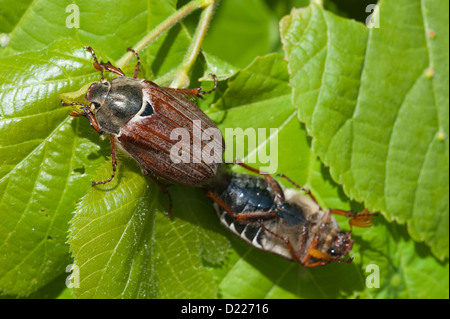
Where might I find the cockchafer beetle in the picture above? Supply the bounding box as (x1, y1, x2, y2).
(62, 47, 226, 213)
(206, 163, 376, 267)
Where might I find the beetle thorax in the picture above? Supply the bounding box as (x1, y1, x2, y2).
(86, 77, 145, 135)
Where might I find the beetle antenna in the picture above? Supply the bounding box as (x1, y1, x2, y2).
(84, 46, 105, 82)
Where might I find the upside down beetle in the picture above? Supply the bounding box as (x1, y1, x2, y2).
(206, 162, 377, 267)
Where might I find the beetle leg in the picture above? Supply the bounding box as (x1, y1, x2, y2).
(97, 61, 126, 77)
(197, 73, 218, 98)
(84, 46, 125, 79)
(84, 46, 105, 81)
(206, 191, 238, 219)
(83, 108, 102, 134)
(297, 227, 307, 262)
(235, 211, 278, 221)
(330, 208, 377, 231)
(206, 191, 279, 221)
(299, 237, 333, 267)
(127, 48, 140, 79)
(92, 134, 117, 186)
(276, 173, 319, 206)
(163, 74, 218, 99)
(337, 256, 354, 264)
(300, 236, 317, 265)
(258, 221, 300, 263)
(302, 259, 329, 268)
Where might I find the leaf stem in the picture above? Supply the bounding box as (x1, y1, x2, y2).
(116, 0, 214, 68)
(170, 1, 218, 88)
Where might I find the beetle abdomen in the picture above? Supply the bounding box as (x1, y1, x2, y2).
(216, 173, 279, 214)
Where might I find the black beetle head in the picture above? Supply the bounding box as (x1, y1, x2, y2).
(85, 82, 110, 109)
(328, 232, 353, 259)
(84, 78, 145, 135)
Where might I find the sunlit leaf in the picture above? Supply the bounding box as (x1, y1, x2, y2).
(280, 0, 449, 260)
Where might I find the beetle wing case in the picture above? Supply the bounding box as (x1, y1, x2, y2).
(118, 80, 225, 187)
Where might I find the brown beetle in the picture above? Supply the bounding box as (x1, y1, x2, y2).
(207, 163, 376, 267)
(62, 47, 225, 212)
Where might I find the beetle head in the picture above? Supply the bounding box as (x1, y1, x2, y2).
(83, 78, 144, 135)
(328, 232, 353, 260)
(85, 81, 110, 110)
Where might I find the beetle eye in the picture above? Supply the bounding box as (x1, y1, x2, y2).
(140, 101, 154, 117)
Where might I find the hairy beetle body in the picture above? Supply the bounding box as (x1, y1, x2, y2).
(86, 77, 144, 135)
(62, 47, 224, 191)
(116, 80, 224, 186)
(206, 164, 376, 267)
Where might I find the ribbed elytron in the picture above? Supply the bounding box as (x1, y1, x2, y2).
(206, 163, 376, 267)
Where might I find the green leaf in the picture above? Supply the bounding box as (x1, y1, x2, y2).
(280, 0, 449, 260)
(201, 0, 278, 68)
(62, 72, 230, 298)
(0, 0, 196, 82)
(1, 0, 447, 299)
(200, 51, 239, 82)
(359, 219, 449, 299)
(1, 0, 167, 58)
(0, 0, 227, 296)
(0, 40, 105, 296)
(0, 0, 33, 33)
(68, 157, 229, 298)
(207, 53, 366, 298)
